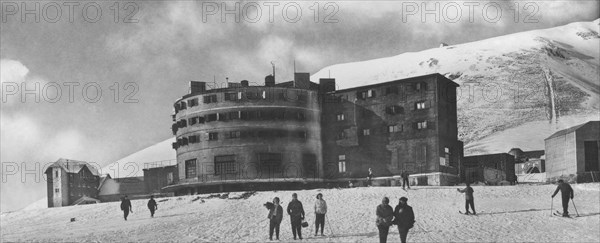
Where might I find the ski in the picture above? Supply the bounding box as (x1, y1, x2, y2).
(459, 210, 481, 215)
(553, 211, 574, 218)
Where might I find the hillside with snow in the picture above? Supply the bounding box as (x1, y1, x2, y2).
(2, 184, 599, 242)
(312, 19, 600, 155)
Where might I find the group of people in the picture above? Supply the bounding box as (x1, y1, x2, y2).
(365, 168, 411, 190)
(265, 192, 328, 241)
(119, 195, 158, 220)
(115, 179, 575, 242)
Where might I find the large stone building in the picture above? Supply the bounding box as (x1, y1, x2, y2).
(545, 121, 600, 182)
(166, 72, 463, 194)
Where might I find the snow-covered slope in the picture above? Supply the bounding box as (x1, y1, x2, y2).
(2, 184, 599, 242)
(100, 138, 176, 178)
(312, 19, 600, 155)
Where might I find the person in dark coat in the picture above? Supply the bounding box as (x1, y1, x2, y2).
(458, 183, 475, 215)
(147, 195, 158, 218)
(120, 195, 133, 220)
(287, 193, 305, 240)
(268, 197, 284, 240)
(393, 197, 415, 243)
(375, 197, 394, 243)
(552, 179, 574, 217)
(401, 171, 411, 190)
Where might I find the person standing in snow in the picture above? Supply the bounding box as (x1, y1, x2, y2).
(375, 197, 394, 243)
(393, 197, 415, 243)
(287, 193, 305, 240)
(268, 197, 283, 241)
(147, 195, 157, 218)
(314, 193, 327, 236)
(457, 183, 476, 215)
(401, 171, 411, 190)
(367, 168, 374, 186)
(120, 195, 133, 220)
(551, 179, 574, 217)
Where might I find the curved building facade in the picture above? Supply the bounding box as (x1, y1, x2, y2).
(169, 77, 323, 194)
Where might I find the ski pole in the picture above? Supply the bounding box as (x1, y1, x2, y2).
(571, 198, 580, 217)
(550, 197, 553, 217)
(325, 214, 335, 236)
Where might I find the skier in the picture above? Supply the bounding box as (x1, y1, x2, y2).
(457, 183, 476, 215)
(401, 171, 411, 190)
(367, 168, 374, 186)
(287, 193, 305, 240)
(268, 197, 283, 241)
(551, 179, 574, 217)
(393, 197, 415, 243)
(375, 197, 394, 243)
(147, 195, 157, 218)
(120, 195, 133, 220)
(314, 193, 327, 236)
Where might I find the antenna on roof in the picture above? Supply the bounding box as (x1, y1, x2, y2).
(213, 75, 216, 89)
(226, 77, 229, 85)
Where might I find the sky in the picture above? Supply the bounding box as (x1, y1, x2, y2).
(1, 0, 598, 212)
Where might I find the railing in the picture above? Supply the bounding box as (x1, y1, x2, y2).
(143, 160, 177, 170)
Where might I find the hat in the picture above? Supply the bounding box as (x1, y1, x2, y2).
(399, 197, 408, 202)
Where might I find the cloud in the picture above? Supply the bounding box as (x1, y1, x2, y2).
(0, 59, 29, 84)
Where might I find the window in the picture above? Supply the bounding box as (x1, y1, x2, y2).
(416, 101, 426, 110)
(55, 171, 58, 178)
(367, 89, 375, 98)
(167, 172, 174, 184)
(218, 113, 228, 121)
(302, 153, 317, 177)
(197, 116, 205, 124)
(180, 102, 187, 110)
(417, 121, 428, 130)
(297, 111, 306, 121)
(416, 145, 427, 163)
(224, 92, 238, 101)
(189, 117, 198, 125)
(273, 109, 285, 120)
(208, 132, 218, 141)
(188, 98, 198, 107)
(336, 114, 345, 121)
(388, 124, 402, 133)
(357, 91, 367, 99)
(261, 90, 267, 99)
(206, 113, 218, 122)
(215, 155, 236, 175)
(185, 159, 197, 179)
(297, 131, 307, 139)
(189, 135, 198, 143)
(362, 129, 370, 136)
(386, 105, 403, 115)
(178, 119, 187, 128)
(228, 131, 241, 139)
(338, 155, 346, 173)
(203, 95, 217, 104)
(229, 111, 240, 120)
(385, 86, 398, 95)
(414, 82, 427, 91)
(297, 93, 307, 103)
(337, 130, 347, 140)
(259, 153, 283, 175)
(55, 188, 59, 193)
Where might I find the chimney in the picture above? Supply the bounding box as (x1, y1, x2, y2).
(241, 80, 249, 87)
(319, 78, 336, 93)
(190, 81, 206, 94)
(294, 72, 310, 89)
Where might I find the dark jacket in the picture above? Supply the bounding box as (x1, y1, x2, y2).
(552, 183, 574, 199)
(287, 199, 305, 220)
(393, 204, 415, 229)
(120, 199, 131, 211)
(268, 205, 284, 223)
(375, 204, 394, 227)
(401, 171, 409, 178)
(147, 199, 157, 210)
(458, 186, 474, 200)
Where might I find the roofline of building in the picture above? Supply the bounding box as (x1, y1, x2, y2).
(332, 73, 459, 94)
